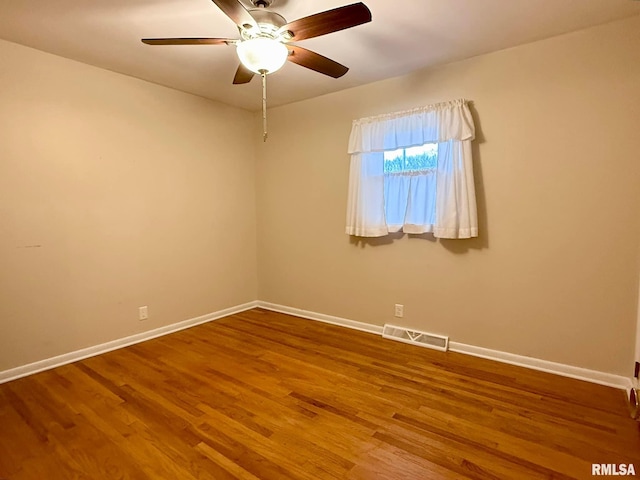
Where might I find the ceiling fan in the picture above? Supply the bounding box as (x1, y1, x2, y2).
(142, 0, 372, 140)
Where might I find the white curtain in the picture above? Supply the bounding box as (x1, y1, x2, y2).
(345, 99, 478, 239)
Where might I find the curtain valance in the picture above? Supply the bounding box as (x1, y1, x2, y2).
(347, 99, 475, 154)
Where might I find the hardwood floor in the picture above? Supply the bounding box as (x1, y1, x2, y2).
(1, 308, 638, 479)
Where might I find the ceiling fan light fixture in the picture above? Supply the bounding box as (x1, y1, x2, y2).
(237, 38, 288, 74)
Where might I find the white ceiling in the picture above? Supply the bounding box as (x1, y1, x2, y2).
(1, 0, 638, 111)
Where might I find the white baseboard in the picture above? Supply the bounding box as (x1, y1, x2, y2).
(448, 342, 630, 391)
(258, 301, 631, 391)
(0, 301, 259, 384)
(1, 300, 632, 392)
(258, 301, 383, 335)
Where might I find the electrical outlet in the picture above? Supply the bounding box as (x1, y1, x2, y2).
(139, 306, 148, 321)
(394, 304, 404, 318)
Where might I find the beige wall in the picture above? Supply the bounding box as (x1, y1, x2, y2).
(256, 16, 640, 376)
(2, 16, 639, 378)
(0, 40, 258, 371)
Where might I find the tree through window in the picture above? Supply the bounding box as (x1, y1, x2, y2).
(383, 143, 438, 174)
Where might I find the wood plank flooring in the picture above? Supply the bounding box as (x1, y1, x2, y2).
(1, 308, 638, 479)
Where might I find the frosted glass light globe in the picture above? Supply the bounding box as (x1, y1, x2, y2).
(237, 38, 288, 74)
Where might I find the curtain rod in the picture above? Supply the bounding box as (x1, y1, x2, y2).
(352, 99, 471, 125)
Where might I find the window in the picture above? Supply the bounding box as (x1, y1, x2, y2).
(383, 143, 438, 231)
(345, 99, 478, 239)
(383, 143, 438, 175)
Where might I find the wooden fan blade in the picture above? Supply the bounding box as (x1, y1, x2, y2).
(278, 2, 371, 41)
(233, 64, 255, 84)
(286, 45, 348, 78)
(142, 38, 232, 45)
(210, 0, 258, 29)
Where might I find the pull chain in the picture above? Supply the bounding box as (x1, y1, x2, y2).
(261, 71, 268, 142)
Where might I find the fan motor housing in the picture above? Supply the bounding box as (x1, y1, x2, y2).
(251, 0, 274, 8)
(248, 9, 286, 28)
(242, 8, 287, 40)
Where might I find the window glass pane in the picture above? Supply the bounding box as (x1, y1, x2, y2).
(383, 143, 437, 174)
(405, 143, 437, 171)
(383, 148, 404, 174)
